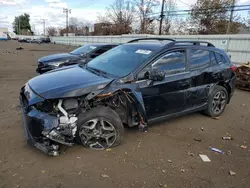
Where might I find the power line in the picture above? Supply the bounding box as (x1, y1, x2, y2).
(132, 5, 250, 21)
(133, 4, 250, 19)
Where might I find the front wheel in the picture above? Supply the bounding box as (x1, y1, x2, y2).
(205, 85, 228, 117)
(75, 106, 124, 150)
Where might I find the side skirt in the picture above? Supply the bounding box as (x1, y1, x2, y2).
(148, 103, 207, 125)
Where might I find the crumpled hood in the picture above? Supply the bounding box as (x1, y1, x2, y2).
(38, 53, 80, 63)
(28, 65, 113, 99)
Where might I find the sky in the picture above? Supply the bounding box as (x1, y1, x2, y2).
(0, 0, 250, 34)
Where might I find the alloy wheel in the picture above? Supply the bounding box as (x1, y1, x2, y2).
(79, 119, 117, 150)
(212, 91, 227, 115)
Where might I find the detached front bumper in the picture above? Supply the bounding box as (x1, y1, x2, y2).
(19, 85, 62, 156)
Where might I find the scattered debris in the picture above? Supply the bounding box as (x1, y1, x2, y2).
(200, 127, 204, 131)
(161, 169, 166, 173)
(212, 117, 220, 120)
(194, 137, 202, 142)
(188, 151, 194, 157)
(227, 150, 232, 155)
(101, 174, 109, 178)
(167, 160, 172, 163)
(209, 147, 225, 154)
(139, 123, 148, 132)
(159, 184, 167, 188)
(199, 154, 211, 162)
(16, 47, 24, 50)
(106, 148, 112, 152)
(240, 145, 247, 149)
(222, 136, 233, 140)
(229, 170, 236, 176)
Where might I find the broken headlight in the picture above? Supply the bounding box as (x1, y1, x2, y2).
(35, 100, 57, 114)
(48, 61, 65, 67)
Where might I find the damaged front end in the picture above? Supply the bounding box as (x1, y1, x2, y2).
(20, 84, 80, 156)
(20, 79, 148, 156)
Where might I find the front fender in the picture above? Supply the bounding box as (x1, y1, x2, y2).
(93, 82, 148, 123)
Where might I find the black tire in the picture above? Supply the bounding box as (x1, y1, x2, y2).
(75, 106, 124, 150)
(204, 85, 228, 117)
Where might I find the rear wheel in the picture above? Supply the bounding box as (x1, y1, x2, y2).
(76, 106, 124, 150)
(205, 85, 228, 117)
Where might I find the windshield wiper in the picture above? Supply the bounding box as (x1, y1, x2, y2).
(86, 65, 108, 78)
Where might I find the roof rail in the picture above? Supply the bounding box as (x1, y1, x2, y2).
(127, 37, 175, 43)
(168, 41, 215, 47)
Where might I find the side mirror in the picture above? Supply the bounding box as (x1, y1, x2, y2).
(145, 69, 165, 81)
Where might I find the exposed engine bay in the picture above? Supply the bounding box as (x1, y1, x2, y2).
(20, 85, 147, 156)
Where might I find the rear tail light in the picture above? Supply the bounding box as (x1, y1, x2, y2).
(230, 65, 237, 72)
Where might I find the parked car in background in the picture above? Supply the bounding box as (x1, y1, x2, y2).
(41, 37, 51, 43)
(36, 43, 118, 74)
(20, 38, 236, 156)
(30, 38, 42, 43)
(18, 38, 29, 43)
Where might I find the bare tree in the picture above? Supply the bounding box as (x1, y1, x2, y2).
(170, 17, 197, 35)
(162, 0, 176, 34)
(57, 17, 90, 36)
(132, 0, 159, 34)
(191, 0, 241, 34)
(98, 0, 134, 34)
(46, 27, 57, 36)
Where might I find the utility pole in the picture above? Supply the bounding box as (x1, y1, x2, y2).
(159, 0, 165, 35)
(18, 18, 21, 35)
(226, 0, 236, 34)
(63, 8, 71, 36)
(41, 19, 46, 36)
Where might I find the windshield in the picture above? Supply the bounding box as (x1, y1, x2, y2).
(70, 44, 98, 55)
(86, 45, 156, 77)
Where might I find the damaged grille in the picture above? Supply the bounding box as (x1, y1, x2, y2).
(35, 100, 56, 114)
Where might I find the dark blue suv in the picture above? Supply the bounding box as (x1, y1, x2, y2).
(20, 38, 236, 156)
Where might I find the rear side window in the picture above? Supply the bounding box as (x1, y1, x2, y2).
(215, 53, 228, 65)
(189, 49, 210, 69)
(152, 50, 186, 74)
